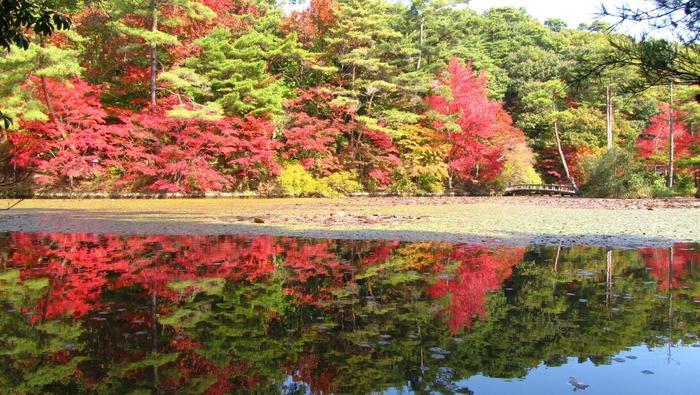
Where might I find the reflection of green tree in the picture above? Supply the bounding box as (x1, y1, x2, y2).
(0, 269, 85, 393)
(163, 275, 305, 392)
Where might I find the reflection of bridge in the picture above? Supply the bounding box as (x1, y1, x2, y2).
(504, 184, 579, 196)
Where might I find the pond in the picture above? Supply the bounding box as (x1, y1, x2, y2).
(0, 232, 698, 394)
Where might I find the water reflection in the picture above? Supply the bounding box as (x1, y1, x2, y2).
(0, 233, 698, 394)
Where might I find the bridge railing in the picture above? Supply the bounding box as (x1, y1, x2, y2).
(504, 184, 579, 195)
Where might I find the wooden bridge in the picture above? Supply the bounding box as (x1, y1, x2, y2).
(503, 184, 579, 196)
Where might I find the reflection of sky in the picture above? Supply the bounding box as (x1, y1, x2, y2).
(384, 344, 700, 395)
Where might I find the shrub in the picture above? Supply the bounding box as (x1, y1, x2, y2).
(279, 163, 327, 197)
(581, 148, 652, 198)
(279, 163, 366, 197)
(491, 160, 542, 192)
(652, 173, 697, 197)
(321, 171, 363, 195)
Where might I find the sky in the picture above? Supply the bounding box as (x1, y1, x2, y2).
(283, 0, 653, 35)
(467, 0, 648, 30)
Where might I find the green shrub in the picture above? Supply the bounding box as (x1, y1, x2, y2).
(652, 176, 672, 197)
(279, 163, 327, 196)
(321, 171, 363, 195)
(652, 173, 697, 197)
(279, 164, 363, 197)
(389, 175, 419, 195)
(491, 160, 542, 192)
(581, 148, 652, 198)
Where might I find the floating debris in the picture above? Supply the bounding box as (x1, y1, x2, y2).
(379, 334, 392, 339)
(613, 357, 626, 363)
(568, 377, 589, 391)
(641, 370, 654, 375)
(452, 338, 464, 344)
(579, 299, 588, 304)
(358, 343, 373, 349)
(626, 355, 637, 360)
(438, 366, 454, 375)
(429, 347, 450, 355)
(430, 353, 446, 360)
(377, 340, 391, 346)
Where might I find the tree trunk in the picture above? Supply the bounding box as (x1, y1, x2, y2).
(150, 0, 158, 107)
(606, 85, 614, 150)
(38, 37, 67, 138)
(417, 14, 425, 70)
(553, 242, 561, 272)
(552, 104, 578, 192)
(151, 289, 160, 393)
(668, 82, 675, 189)
(606, 249, 613, 307)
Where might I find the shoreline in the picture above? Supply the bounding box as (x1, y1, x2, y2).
(0, 196, 697, 248)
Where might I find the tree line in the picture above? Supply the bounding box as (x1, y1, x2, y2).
(0, 0, 698, 197)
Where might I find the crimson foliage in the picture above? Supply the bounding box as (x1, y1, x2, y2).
(10, 79, 279, 192)
(427, 58, 519, 183)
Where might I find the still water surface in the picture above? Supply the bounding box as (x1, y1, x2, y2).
(0, 232, 698, 394)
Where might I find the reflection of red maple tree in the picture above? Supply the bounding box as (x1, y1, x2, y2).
(428, 246, 525, 334)
(640, 244, 700, 291)
(6, 233, 290, 322)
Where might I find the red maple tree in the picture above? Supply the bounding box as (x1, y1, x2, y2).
(427, 58, 517, 184)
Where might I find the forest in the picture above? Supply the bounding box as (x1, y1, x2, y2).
(1, 0, 699, 197)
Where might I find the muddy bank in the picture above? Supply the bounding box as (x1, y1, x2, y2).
(0, 197, 697, 248)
